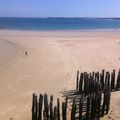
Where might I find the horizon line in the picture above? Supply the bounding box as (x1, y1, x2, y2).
(0, 17, 120, 19)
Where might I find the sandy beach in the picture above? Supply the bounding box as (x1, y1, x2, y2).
(0, 30, 120, 120)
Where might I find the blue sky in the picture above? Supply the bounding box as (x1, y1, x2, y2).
(0, 0, 120, 18)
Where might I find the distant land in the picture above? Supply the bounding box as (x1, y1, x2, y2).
(0, 17, 120, 19)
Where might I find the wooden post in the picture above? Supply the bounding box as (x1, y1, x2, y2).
(65, 96, 68, 109)
(89, 73, 92, 93)
(57, 98, 60, 120)
(79, 97, 83, 120)
(105, 72, 110, 89)
(95, 72, 99, 83)
(64, 97, 68, 120)
(108, 72, 110, 88)
(50, 95, 54, 120)
(79, 73, 83, 93)
(111, 70, 115, 91)
(76, 71, 79, 90)
(86, 73, 89, 95)
(32, 93, 36, 120)
(101, 91, 106, 117)
(62, 102, 66, 120)
(97, 72, 100, 83)
(116, 69, 120, 90)
(90, 94, 96, 120)
(106, 90, 111, 114)
(35, 95, 38, 120)
(43, 110, 47, 120)
(44, 94, 49, 120)
(105, 72, 108, 85)
(97, 92, 102, 120)
(71, 99, 76, 120)
(38, 94, 43, 120)
(91, 79, 94, 93)
(54, 106, 57, 120)
(86, 95, 90, 119)
(84, 72, 88, 95)
(92, 71, 95, 80)
(100, 69, 105, 90)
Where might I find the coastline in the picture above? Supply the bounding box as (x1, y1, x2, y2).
(1, 28, 120, 32)
(1, 29, 120, 37)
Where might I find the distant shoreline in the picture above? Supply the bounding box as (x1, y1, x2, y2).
(0, 28, 120, 33)
(0, 17, 120, 19)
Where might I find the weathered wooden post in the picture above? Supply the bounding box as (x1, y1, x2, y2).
(86, 73, 89, 95)
(86, 95, 91, 119)
(94, 91, 102, 120)
(105, 72, 110, 90)
(93, 79, 96, 92)
(76, 70, 79, 90)
(57, 98, 60, 120)
(62, 102, 66, 120)
(43, 110, 47, 120)
(91, 79, 94, 93)
(35, 95, 38, 120)
(65, 96, 68, 108)
(62, 97, 68, 120)
(32, 94, 38, 120)
(79, 73, 83, 93)
(116, 69, 120, 90)
(97, 72, 100, 83)
(32, 93, 34, 120)
(90, 94, 96, 120)
(95, 72, 99, 83)
(111, 69, 115, 91)
(92, 71, 95, 80)
(100, 69, 105, 90)
(38, 94, 43, 120)
(50, 95, 54, 120)
(84, 72, 88, 95)
(44, 94, 49, 120)
(106, 90, 111, 114)
(65, 97, 68, 120)
(97, 92, 102, 120)
(32, 93, 36, 120)
(54, 106, 57, 120)
(105, 72, 108, 85)
(79, 97, 83, 120)
(89, 73, 92, 93)
(71, 99, 76, 120)
(101, 91, 106, 117)
(83, 72, 86, 93)
(108, 72, 110, 88)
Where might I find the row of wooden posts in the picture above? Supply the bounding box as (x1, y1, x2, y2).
(71, 91, 111, 120)
(76, 69, 120, 93)
(32, 93, 67, 120)
(32, 69, 120, 120)
(32, 92, 111, 120)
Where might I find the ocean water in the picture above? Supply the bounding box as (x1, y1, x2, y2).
(0, 17, 120, 31)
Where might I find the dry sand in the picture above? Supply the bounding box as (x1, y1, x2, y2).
(0, 30, 120, 120)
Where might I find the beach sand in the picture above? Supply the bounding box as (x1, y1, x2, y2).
(0, 30, 120, 120)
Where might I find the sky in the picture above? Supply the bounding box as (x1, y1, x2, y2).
(0, 0, 120, 18)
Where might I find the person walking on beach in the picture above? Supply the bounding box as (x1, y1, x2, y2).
(25, 51, 28, 56)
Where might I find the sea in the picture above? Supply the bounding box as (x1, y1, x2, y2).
(0, 17, 120, 31)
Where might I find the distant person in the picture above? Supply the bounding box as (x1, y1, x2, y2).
(25, 51, 28, 56)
